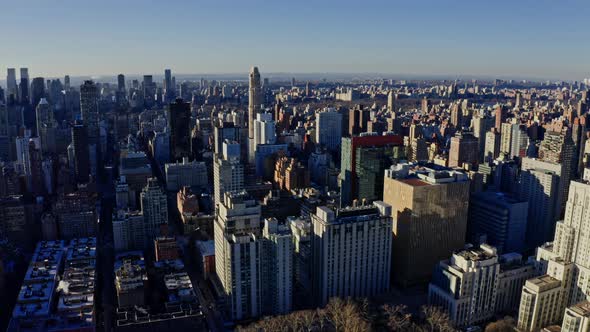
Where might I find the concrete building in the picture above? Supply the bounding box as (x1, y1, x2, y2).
(248, 67, 262, 140)
(261, 218, 293, 315)
(562, 302, 590, 332)
(112, 210, 146, 251)
(429, 245, 533, 328)
(167, 98, 192, 162)
(213, 140, 244, 208)
(315, 108, 342, 152)
(53, 188, 97, 240)
(115, 252, 148, 308)
(140, 178, 168, 241)
(274, 156, 310, 191)
(517, 179, 590, 331)
(468, 191, 528, 253)
(383, 162, 470, 286)
(311, 201, 392, 306)
(165, 157, 208, 192)
(449, 131, 479, 168)
(249, 112, 276, 164)
(484, 129, 501, 162)
(80, 80, 99, 144)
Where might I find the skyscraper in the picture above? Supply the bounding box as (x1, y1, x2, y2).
(339, 133, 403, 206)
(167, 98, 191, 162)
(117, 74, 125, 92)
(140, 178, 168, 240)
(6, 68, 17, 99)
(383, 163, 470, 286)
(30, 77, 46, 109)
(36, 98, 57, 154)
(311, 201, 392, 306)
(164, 69, 174, 102)
(248, 66, 262, 140)
(80, 80, 99, 143)
(19, 68, 29, 105)
(315, 108, 343, 152)
(71, 121, 90, 184)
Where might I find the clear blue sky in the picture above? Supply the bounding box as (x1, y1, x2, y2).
(1, 0, 589, 80)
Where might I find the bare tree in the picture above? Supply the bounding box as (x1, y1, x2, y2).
(383, 304, 412, 331)
(422, 306, 456, 332)
(485, 316, 516, 332)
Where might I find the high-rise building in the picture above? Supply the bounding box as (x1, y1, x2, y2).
(167, 98, 191, 161)
(164, 69, 175, 102)
(387, 90, 396, 112)
(495, 104, 507, 132)
(140, 178, 168, 240)
(36, 98, 57, 154)
(468, 191, 528, 253)
(383, 163, 470, 286)
(449, 131, 479, 168)
(339, 133, 403, 206)
(117, 74, 125, 92)
(311, 201, 392, 306)
(112, 210, 146, 251)
(484, 128, 501, 162)
(213, 140, 244, 208)
(510, 124, 529, 159)
(349, 106, 370, 136)
(71, 121, 90, 184)
(261, 218, 293, 315)
(516, 179, 590, 331)
(429, 245, 534, 328)
(30, 77, 46, 110)
(80, 80, 99, 143)
(213, 122, 240, 156)
(250, 112, 276, 163)
(248, 66, 262, 139)
(214, 191, 263, 320)
(6, 68, 17, 99)
(315, 108, 342, 152)
(472, 113, 492, 162)
(19, 68, 30, 105)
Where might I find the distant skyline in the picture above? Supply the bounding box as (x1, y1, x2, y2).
(1, 0, 589, 81)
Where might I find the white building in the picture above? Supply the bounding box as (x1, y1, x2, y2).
(112, 210, 146, 251)
(517, 179, 590, 331)
(428, 245, 534, 328)
(261, 218, 293, 315)
(249, 112, 276, 164)
(140, 178, 168, 240)
(311, 201, 392, 306)
(315, 108, 342, 151)
(213, 140, 244, 209)
(165, 157, 208, 192)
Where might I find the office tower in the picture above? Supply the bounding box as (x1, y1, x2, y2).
(30, 77, 46, 109)
(387, 90, 396, 112)
(164, 69, 175, 102)
(64, 75, 70, 90)
(468, 191, 528, 253)
(115, 176, 130, 209)
(19, 68, 29, 105)
(516, 179, 590, 331)
(339, 133, 403, 206)
(140, 178, 168, 240)
(421, 97, 429, 113)
(214, 191, 263, 320)
(151, 130, 170, 166)
(36, 98, 57, 154)
(167, 98, 191, 161)
(71, 121, 90, 184)
(214, 122, 240, 156)
(308, 148, 332, 187)
(349, 105, 370, 136)
(311, 201, 392, 306)
(117, 74, 125, 92)
(261, 218, 293, 315)
(449, 132, 479, 168)
(27, 139, 44, 193)
(315, 108, 342, 151)
(250, 112, 276, 163)
(6, 68, 17, 98)
(495, 104, 507, 131)
(429, 245, 535, 328)
(383, 163, 470, 286)
(499, 122, 515, 155)
(114, 252, 147, 308)
(80, 80, 99, 143)
(214, 140, 244, 208)
(484, 128, 501, 162)
(143, 75, 156, 107)
(0, 196, 28, 244)
(164, 157, 208, 191)
(248, 66, 262, 140)
(112, 210, 146, 251)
